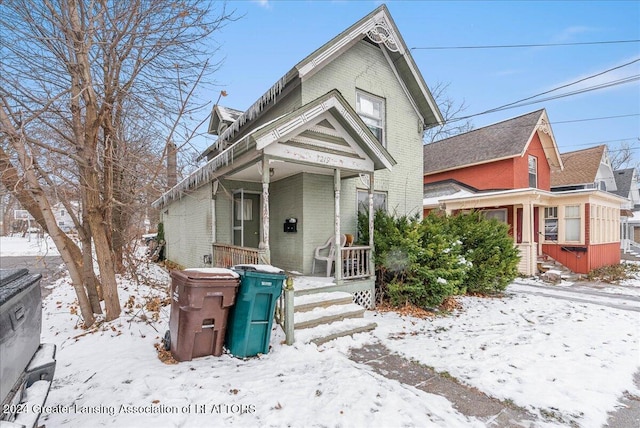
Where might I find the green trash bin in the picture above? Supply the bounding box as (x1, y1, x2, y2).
(225, 264, 285, 358)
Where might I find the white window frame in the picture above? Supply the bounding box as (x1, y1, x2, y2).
(564, 205, 581, 242)
(483, 209, 507, 223)
(357, 190, 387, 214)
(528, 155, 537, 188)
(356, 90, 385, 147)
(544, 206, 558, 241)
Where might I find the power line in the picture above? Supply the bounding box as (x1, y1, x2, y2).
(447, 58, 640, 123)
(411, 39, 640, 50)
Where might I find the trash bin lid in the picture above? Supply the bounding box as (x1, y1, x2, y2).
(0, 269, 42, 306)
(180, 268, 240, 279)
(232, 264, 285, 275)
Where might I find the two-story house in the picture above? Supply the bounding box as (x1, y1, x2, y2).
(423, 110, 626, 276)
(152, 5, 443, 308)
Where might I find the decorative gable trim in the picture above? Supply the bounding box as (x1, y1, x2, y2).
(297, 9, 404, 80)
(254, 92, 394, 171)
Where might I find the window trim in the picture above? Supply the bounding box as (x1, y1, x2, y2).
(357, 190, 387, 214)
(528, 155, 538, 188)
(544, 206, 558, 242)
(564, 205, 581, 242)
(356, 90, 385, 147)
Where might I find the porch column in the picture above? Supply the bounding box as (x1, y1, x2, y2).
(334, 168, 342, 282)
(521, 201, 535, 275)
(261, 158, 271, 264)
(210, 181, 218, 265)
(368, 172, 375, 276)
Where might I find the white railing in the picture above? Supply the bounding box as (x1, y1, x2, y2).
(340, 246, 372, 280)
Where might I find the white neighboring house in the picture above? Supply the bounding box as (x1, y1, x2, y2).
(51, 202, 80, 233)
(614, 168, 640, 251)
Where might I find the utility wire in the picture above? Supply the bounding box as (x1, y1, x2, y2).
(446, 58, 640, 123)
(411, 39, 640, 50)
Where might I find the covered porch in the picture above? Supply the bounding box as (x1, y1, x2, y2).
(438, 188, 553, 276)
(206, 91, 396, 306)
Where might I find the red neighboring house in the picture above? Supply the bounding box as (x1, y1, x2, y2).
(423, 109, 625, 275)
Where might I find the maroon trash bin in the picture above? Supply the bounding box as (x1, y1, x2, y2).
(168, 268, 240, 361)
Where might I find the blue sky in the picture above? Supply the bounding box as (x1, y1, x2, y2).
(192, 0, 639, 166)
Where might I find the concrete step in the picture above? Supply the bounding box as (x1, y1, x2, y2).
(294, 291, 353, 313)
(296, 317, 378, 346)
(294, 303, 365, 330)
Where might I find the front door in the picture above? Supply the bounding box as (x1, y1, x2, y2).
(233, 191, 261, 248)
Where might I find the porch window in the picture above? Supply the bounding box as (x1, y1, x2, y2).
(544, 207, 558, 241)
(528, 155, 537, 188)
(357, 190, 387, 213)
(356, 91, 385, 146)
(564, 205, 581, 242)
(483, 209, 507, 223)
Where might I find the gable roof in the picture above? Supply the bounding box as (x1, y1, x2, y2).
(200, 4, 443, 160)
(423, 109, 562, 175)
(550, 145, 606, 187)
(152, 90, 395, 209)
(613, 168, 636, 197)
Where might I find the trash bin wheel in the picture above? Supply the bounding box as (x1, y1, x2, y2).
(162, 330, 171, 351)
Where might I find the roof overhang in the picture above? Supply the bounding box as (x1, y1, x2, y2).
(432, 187, 628, 212)
(152, 91, 395, 209)
(525, 110, 563, 170)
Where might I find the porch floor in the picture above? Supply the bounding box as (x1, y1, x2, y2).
(286, 274, 337, 293)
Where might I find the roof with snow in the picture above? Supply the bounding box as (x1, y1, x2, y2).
(199, 4, 443, 161)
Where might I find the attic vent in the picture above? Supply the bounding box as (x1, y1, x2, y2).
(218, 123, 228, 135)
(367, 21, 400, 52)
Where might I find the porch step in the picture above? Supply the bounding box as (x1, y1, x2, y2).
(294, 303, 365, 330)
(293, 291, 353, 313)
(295, 317, 378, 346)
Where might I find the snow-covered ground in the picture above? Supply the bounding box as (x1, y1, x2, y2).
(2, 236, 639, 427)
(1, 234, 61, 256)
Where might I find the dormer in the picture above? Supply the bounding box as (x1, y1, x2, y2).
(208, 105, 243, 136)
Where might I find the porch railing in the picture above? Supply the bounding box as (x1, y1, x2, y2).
(340, 246, 371, 280)
(213, 243, 260, 268)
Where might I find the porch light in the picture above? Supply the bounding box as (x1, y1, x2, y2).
(269, 168, 275, 177)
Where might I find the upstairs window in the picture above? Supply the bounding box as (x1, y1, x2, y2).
(528, 155, 537, 188)
(356, 91, 385, 146)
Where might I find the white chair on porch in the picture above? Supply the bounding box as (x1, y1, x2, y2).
(312, 234, 347, 277)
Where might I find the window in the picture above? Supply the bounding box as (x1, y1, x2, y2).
(483, 209, 507, 223)
(357, 190, 387, 213)
(544, 207, 558, 241)
(564, 205, 581, 241)
(528, 156, 537, 188)
(356, 91, 385, 146)
(60, 210, 66, 217)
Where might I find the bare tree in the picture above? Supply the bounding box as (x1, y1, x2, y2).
(609, 140, 640, 172)
(423, 82, 474, 144)
(0, 0, 234, 325)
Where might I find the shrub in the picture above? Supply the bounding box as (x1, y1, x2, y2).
(449, 212, 520, 294)
(359, 209, 520, 309)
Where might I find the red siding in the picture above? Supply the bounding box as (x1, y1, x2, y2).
(541, 242, 620, 274)
(423, 131, 552, 191)
(588, 242, 620, 270)
(424, 157, 517, 190)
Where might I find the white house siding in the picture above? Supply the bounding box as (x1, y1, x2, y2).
(269, 173, 305, 272)
(163, 184, 212, 268)
(302, 40, 425, 229)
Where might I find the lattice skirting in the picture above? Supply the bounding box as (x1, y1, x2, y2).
(352, 289, 374, 309)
